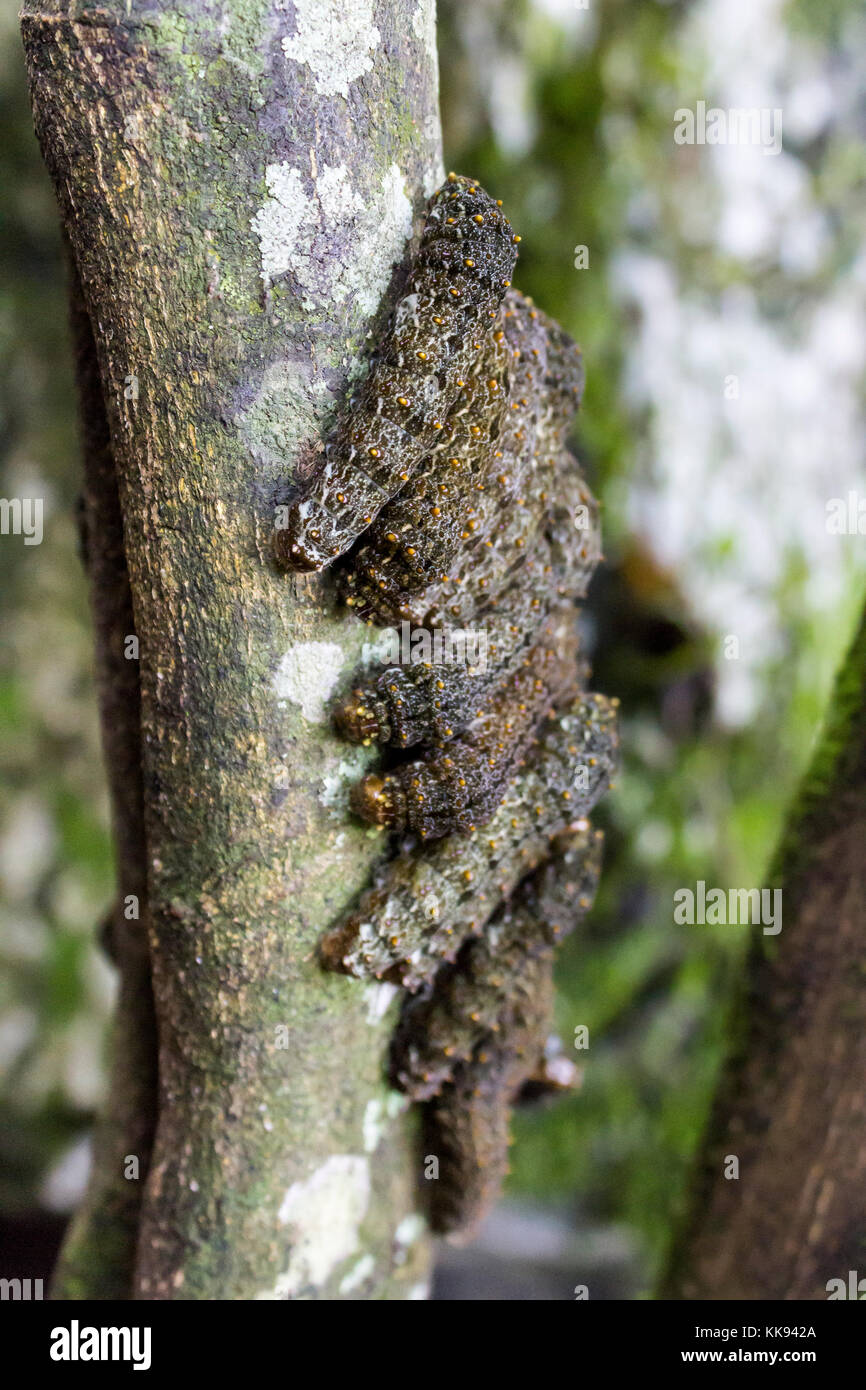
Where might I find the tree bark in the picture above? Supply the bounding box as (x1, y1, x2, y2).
(22, 0, 442, 1300)
(50, 253, 159, 1299)
(664, 596, 866, 1300)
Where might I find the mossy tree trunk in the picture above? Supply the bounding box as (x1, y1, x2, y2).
(22, 0, 443, 1301)
(664, 595, 866, 1300)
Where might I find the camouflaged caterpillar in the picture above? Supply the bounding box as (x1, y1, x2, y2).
(404, 825, 605, 1236)
(275, 175, 520, 574)
(276, 174, 618, 1237)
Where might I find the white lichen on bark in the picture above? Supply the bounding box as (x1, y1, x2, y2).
(394, 1212, 426, 1249)
(273, 641, 346, 723)
(253, 160, 413, 312)
(339, 1252, 376, 1293)
(363, 1090, 408, 1153)
(236, 359, 336, 474)
(282, 0, 381, 99)
(364, 980, 400, 1025)
(268, 1154, 372, 1297)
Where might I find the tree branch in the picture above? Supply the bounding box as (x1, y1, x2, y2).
(664, 592, 866, 1300)
(49, 251, 157, 1299)
(23, 0, 443, 1300)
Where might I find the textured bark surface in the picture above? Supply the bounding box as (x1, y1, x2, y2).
(53, 255, 158, 1298)
(23, 0, 442, 1300)
(664, 599, 866, 1300)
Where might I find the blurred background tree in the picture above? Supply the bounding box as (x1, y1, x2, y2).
(1, 0, 864, 1296)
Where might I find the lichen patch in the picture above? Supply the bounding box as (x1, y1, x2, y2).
(252, 161, 412, 314)
(273, 641, 346, 723)
(339, 1253, 375, 1294)
(412, 1, 437, 65)
(363, 980, 399, 1025)
(236, 357, 336, 476)
(394, 1211, 426, 1249)
(282, 0, 381, 99)
(273, 1154, 371, 1295)
(362, 1090, 406, 1153)
(321, 751, 370, 815)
